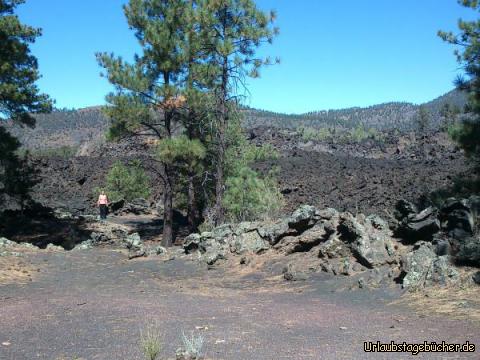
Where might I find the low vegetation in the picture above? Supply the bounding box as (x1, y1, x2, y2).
(140, 325, 163, 360)
(297, 125, 384, 143)
(95, 160, 151, 202)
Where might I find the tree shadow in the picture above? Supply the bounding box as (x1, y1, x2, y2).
(0, 205, 93, 250)
(427, 172, 480, 208)
(110, 210, 189, 243)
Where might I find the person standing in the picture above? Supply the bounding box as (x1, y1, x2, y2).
(97, 190, 109, 220)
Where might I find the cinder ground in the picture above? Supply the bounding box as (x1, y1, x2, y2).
(0, 247, 478, 360)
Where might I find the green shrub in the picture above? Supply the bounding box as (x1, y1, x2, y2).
(299, 126, 332, 141)
(140, 325, 162, 360)
(20, 146, 78, 159)
(95, 160, 151, 202)
(223, 166, 284, 222)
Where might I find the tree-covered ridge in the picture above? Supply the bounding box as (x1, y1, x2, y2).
(6, 88, 468, 150)
(245, 88, 467, 130)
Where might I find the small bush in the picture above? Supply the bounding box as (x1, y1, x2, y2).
(181, 331, 204, 358)
(95, 160, 151, 202)
(224, 166, 284, 222)
(140, 325, 163, 360)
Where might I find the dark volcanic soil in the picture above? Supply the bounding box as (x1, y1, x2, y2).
(0, 250, 478, 360)
(260, 149, 468, 215)
(19, 130, 470, 220)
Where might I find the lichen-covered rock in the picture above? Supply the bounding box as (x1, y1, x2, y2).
(282, 223, 331, 254)
(124, 233, 143, 251)
(338, 213, 394, 268)
(46, 243, 64, 251)
(287, 205, 318, 231)
(257, 219, 291, 245)
(146, 245, 166, 256)
(183, 233, 201, 254)
(318, 236, 350, 259)
(427, 256, 459, 286)
(401, 242, 436, 289)
(202, 246, 227, 266)
(231, 231, 269, 255)
(401, 242, 459, 289)
(211, 224, 233, 240)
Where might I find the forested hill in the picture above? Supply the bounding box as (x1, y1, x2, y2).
(243, 88, 468, 130)
(5, 89, 467, 150)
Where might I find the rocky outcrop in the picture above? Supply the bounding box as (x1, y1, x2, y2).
(0, 237, 38, 257)
(184, 200, 479, 290)
(184, 205, 397, 278)
(400, 242, 459, 290)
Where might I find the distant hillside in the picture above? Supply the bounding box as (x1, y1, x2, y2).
(244, 88, 468, 130)
(5, 88, 468, 150)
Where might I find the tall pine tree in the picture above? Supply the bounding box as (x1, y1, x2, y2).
(197, 0, 278, 224)
(439, 0, 480, 171)
(0, 0, 52, 126)
(97, 0, 188, 246)
(0, 0, 51, 211)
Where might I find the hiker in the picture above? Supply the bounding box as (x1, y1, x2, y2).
(97, 190, 109, 220)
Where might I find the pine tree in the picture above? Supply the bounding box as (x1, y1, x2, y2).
(416, 105, 430, 135)
(197, 0, 278, 225)
(96, 0, 188, 246)
(0, 0, 51, 211)
(0, 0, 52, 126)
(439, 0, 480, 171)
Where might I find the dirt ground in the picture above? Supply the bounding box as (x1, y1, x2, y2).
(0, 248, 478, 360)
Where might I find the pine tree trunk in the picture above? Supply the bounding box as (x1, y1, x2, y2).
(162, 163, 174, 247)
(214, 61, 228, 225)
(161, 82, 174, 247)
(187, 170, 198, 232)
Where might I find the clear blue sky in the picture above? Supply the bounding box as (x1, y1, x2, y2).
(16, 0, 475, 114)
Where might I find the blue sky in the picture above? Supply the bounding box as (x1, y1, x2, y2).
(17, 0, 475, 114)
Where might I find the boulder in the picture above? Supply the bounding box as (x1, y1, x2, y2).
(109, 199, 125, 213)
(211, 224, 233, 241)
(183, 233, 201, 254)
(397, 206, 440, 241)
(317, 207, 340, 221)
(123, 233, 143, 251)
(146, 245, 166, 256)
(338, 213, 394, 268)
(394, 200, 418, 220)
(233, 222, 260, 236)
(401, 242, 459, 289)
(473, 271, 480, 285)
(74, 240, 94, 250)
(282, 223, 332, 254)
(454, 236, 480, 266)
(401, 242, 437, 290)
(318, 236, 350, 259)
(202, 246, 227, 266)
(231, 231, 269, 255)
(257, 219, 291, 245)
(46, 243, 64, 251)
(427, 256, 459, 286)
(117, 198, 151, 215)
(440, 198, 475, 238)
(287, 205, 318, 231)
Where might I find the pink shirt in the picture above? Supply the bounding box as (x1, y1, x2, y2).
(98, 194, 108, 205)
